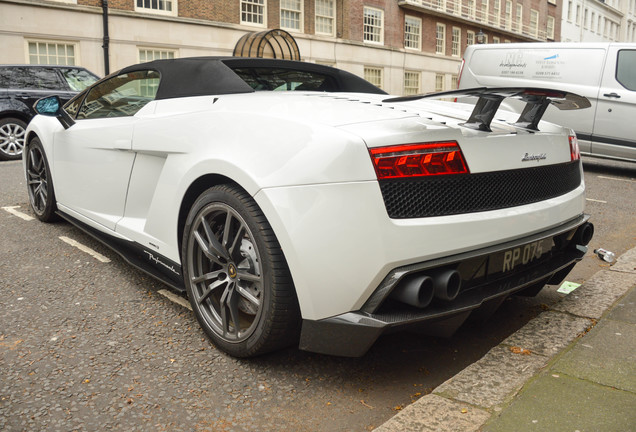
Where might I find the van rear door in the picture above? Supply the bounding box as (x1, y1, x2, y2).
(592, 47, 636, 161)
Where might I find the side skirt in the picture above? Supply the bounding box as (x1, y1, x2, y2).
(56, 211, 186, 294)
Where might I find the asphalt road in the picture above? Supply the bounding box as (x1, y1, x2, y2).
(1, 156, 634, 431)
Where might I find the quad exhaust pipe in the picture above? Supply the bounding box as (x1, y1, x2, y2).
(574, 222, 594, 246)
(390, 274, 434, 308)
(390, 268, 462, 308)
(431, 269, 461, 302)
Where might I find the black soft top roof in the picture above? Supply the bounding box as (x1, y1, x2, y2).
(118, 57, 386, 100)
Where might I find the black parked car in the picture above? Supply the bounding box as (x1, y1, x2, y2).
(0, 65, 99, 160)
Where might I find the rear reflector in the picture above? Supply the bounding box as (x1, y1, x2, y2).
(369, 142, 469, 179)
(569, 135, 580, 161)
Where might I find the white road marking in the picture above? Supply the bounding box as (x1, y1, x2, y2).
(2, 206, 34, 221)
(158, 289, 192, 311)
(585, 198, 607, 204)
(598, 175, 635, 183)
(58, 236, 111, 263)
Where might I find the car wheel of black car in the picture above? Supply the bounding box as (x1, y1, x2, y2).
(182, 184, 301, 357)
(26, 137, 58, 222)
(0, 117, 27, 160)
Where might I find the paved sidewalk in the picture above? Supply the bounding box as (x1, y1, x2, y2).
(376, 246, 636, 432)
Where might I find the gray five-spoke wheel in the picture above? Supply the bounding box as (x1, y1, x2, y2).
(0, 118, 27, 160)
(27, 145, 49, 214)
(25, 137, 57, 222)
(186, 202, 264, 343)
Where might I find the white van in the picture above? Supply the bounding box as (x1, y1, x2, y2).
(458, 43, 636, 162)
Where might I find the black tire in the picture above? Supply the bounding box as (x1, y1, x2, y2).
(182, 184, 300, 357)
(0, 117, 27, 161)
(25, 137, 59, 222)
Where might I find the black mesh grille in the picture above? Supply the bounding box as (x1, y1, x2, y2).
(379, 161, 581, 219)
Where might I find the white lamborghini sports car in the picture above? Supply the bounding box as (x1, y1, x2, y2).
(25, 58, 594, 357)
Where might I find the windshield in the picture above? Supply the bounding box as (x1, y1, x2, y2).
(59, 68, 99, 91)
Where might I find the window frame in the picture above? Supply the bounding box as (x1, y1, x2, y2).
(547, 16, 555, 40)
(241, 0, 267, 27)
(436, 23, 446, 55)
(435, 73, 444, 92)
(404, 15, 422, 50)
(504, 1, 512, 30)
(467, 30, 475, 47)
(403, 70, 421, 96)
(315, 0, 335, 36)
(530, 9, 539, 37)
(364, 66, 383, 89)
(481, 0, 489, 23)
(135, 0, 177, 17)
(515, 4, 522, 33)
(451, 27, 461, 57)
(26, 39, 78, 66)
(138, 48, 177, 63)
(77, 70, 161, 120)
(363, 6, 384, 45)
(280, 0, 303, 33)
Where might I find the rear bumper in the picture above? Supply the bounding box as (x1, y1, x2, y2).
(299, 214, 591, 357)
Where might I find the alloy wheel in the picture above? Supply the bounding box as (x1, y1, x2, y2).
(26, 145, 49, 214)
(0, 121, 26, 158)
(186, 203, 264, 343)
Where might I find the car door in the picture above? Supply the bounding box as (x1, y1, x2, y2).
(592, 47, 636, 161)
(53, 70, 160, 231)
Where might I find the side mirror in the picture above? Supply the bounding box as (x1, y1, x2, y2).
(33, 96, 75, 129)
(34, 96, 61, 116)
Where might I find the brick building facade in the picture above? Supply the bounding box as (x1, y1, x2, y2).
(1, 0, 561, 95)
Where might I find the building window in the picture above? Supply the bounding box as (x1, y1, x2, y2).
(467, 0, 476, 19)
(451, 75, 458, 90)
(530, 9, 539, 37)
(28, 41, 76, 65)
(436, 23, 446, 55)
(504, 1, 512, 30)
(547, 16, 555, 40)
(591, 12, 596, 33)
(281, 0, 302, 31)
(315, 0, 335, 35)
(241, 0, 266, 26)
(139, 48, 175, 63)
(435, 0, 446, 11)
(364, 67, 383, 89)
(467, 30, 475, 46)
(363, 7, 384, 44)
(447, 0, 458, 15)
(404, 71, 421, 96)
(481, 0, 489, 23)
(404, 16, 421, 50)
(515, 4, 522, 33)
(575, 5, 581, 25)
(493, 36, 500, 43)
(493, 0, 501, 26)
(136, 0, 175, 15)
(452, 27, 461, 57)
(435, 74, 444, 92)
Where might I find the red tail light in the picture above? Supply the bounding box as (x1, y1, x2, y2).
(369, 142, 470, 179)
(569, 135, 580, 161)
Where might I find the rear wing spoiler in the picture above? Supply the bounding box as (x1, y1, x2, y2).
(383, 87, 590, 132)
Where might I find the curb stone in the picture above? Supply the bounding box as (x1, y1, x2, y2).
(374, 245, 636, 432)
